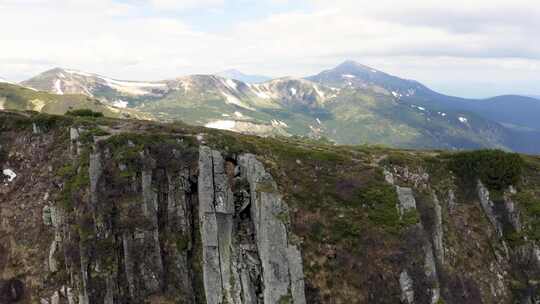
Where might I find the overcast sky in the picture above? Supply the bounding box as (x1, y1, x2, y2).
(1, 0, 539, 98)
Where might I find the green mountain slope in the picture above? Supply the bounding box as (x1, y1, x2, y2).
(20, 64, 540, 153)
(0, 82, 149, 119)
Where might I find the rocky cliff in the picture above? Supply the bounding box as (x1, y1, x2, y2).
(1, 111, 539, 303)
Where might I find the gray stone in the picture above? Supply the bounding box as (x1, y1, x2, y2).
(477, 181, 503, 238)
(399, 270, 414, 304)
(42, 206, 53, 226)
(122, 233, 136, 299)
(238, 153, 306, 304)
(383, 169, 394, 185)
(198, 148, 307, 304)
(32, 122, 41, 134)
(69, 127, 81, 156)
(166, 169, 195, 300)
(447, 189, 457, 211)
(287, 246, 307, 304)
(424, 243, 440, 304)
(503, 193, 521, 232)
(140, 167, 164, 293)
(48, 240, 59, 273)
(198, 146, 224, 304)
(51, 291, 60, 304)
(89, 152, 102, 205)
(432, 194, 444, 264)
(396, 186, 417, 218)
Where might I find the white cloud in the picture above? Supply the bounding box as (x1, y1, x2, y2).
(0, 0, 539, 97)
(149, 0, 225, 10)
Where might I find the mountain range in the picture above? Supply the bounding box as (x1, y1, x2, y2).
(4, 60, 540, 153)
(216, 69, 272, 83)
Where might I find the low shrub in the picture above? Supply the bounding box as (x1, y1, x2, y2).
(448, 150, 523, 191)
(66, 109, 104, 118)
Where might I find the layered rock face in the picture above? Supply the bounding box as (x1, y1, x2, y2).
(1, 112, 540, 304)
(198, 148, 305, 304)
(4, 126, 306, 304)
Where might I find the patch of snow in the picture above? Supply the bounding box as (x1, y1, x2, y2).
(411, 105, 425, 111)
(253, 89, 271, 99)
(290, 87, 297, 95)
(205, 120, 237, 131)
(222, 93, 255, 111)
(58, 72, 66, 79)
(313, 84, 325, 98)
(54, 79, 64, 95)
(66, 69, 167, 96)
(437, 112, 447, 117)
(271, 120, 288, 128)
(225, 78, 238, 91)
(342, 74, 356, 79)
(406, 89, 416, 96)
(371, 69, 377, 73)
(112, 100, 128, 108)
(3, 169, 16, 182)
(104, 77, 166, 88)
(234, 111, 244, 118)
(222, 113, 231, 117)
(316, 118, 322, 125)
(458, 116, 468, 124)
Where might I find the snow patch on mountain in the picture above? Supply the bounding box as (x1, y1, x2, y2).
(271, 120, 288, 128)
(458, 116, 468, 124)
(113, 100, 129, 108)
(54, 79, 64, 95)
(290, 87, 297, 95)
(205, 120, 236, 131)
(63, 68, 166, 96)
(342, 74, 356, 79)
(224, 78, 238, 90)
(313, 84, 325, 98)
(250, 85, 272, 99)
(222, 93, 255, 110)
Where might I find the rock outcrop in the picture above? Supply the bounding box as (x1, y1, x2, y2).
(199, 147, 306, 304)
(1, 111, 540, 304)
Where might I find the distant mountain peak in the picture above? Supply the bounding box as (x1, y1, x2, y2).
(0, 76, 13, 84)
(332, 60, 382, 74)
(216, 69, 272, 84)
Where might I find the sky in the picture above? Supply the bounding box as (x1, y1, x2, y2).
(0, 0, 539, 98)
